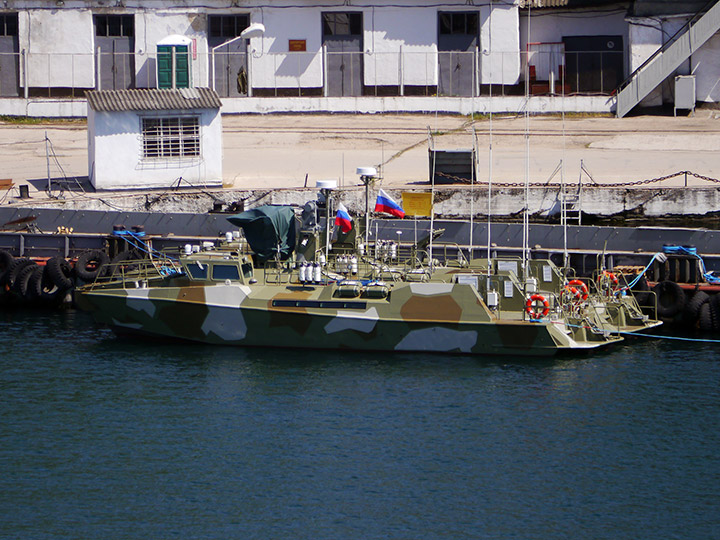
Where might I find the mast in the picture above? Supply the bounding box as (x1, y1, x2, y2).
(356, 167, 378, 250)
(522, 3, 531, 281)
(487, 0, 493, 288)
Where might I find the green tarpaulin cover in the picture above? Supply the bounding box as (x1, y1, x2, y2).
(227, 205, 296, 261)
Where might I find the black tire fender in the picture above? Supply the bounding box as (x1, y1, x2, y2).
(37, 266, 64, 302)
(13, 262, 38, 297)
(709, 294, 720, 332)
(652, 280, 686, 319)
(46, 256, 73, 290)
(75, 249, 110, 282)
(684, 290, 710, 324)
(0, 249, 14, 284)
(26, 265, 44, 302)
(699, 302, 714, 331)
(6, 258, 35, 289)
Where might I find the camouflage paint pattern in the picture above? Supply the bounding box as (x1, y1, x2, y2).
(77, 273, 622, 357)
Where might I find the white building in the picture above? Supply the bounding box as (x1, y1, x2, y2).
(86, 87, 223, 190)
(0, 0, 717, 116)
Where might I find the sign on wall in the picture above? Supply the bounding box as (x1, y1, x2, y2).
(289, 39, 307, 52)
(402, 192, 433, 217)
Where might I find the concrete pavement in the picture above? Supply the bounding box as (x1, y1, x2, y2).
(2, 111, 720, 208)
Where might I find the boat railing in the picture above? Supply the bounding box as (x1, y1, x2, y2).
(262, 258, 294, 285)
(82, 255, 183, 290)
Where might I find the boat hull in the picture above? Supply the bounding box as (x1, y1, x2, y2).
(77, 282, 619, 357)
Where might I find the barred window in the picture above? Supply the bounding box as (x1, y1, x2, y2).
(142, 117, 200, 159)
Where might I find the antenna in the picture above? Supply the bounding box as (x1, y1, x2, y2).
(316, 179, 337, 262)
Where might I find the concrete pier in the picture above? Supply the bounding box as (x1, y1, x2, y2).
(2, 112, 720, 221)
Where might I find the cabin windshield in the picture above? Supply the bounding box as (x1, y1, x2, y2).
(186, 262, 208, 280)
(212, 264, 241, 281)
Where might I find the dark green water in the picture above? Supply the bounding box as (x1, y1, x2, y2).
(1, 309, 719, 540)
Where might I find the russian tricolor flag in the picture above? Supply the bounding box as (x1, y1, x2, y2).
(374, 189, 405, 219)
(335, 203, 353, 233)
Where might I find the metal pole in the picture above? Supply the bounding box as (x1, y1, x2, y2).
(45, 132, 51, 195)
(171, 47, 176, 88)
(246, 39, 253, 97)
(399, 45, 404, 96)
(364, 176, 370, 248)
(325, 189, 332, 263)
(22, 49, 28, 99)
(96, 46, 101, 90)
(211, 48, 215, 91)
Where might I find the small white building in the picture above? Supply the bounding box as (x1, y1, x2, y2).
(86, 87, 223, 190)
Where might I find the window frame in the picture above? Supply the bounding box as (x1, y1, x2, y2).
(0, 13, 18, 37)
(208, 14, 250, 40)
(140, 115, 201, 161)
(322, 12, 363, 37)
(93, 14, 134, 38)
(438, 12, 478, 36)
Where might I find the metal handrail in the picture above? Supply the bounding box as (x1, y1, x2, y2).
(616, 0, 718, 94)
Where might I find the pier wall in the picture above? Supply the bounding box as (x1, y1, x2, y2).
(10, 185, 720, 224)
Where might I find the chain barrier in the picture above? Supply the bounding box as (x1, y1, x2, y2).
(434, 170, 720, 188)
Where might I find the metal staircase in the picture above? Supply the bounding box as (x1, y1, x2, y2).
(616, 0, 720, 118)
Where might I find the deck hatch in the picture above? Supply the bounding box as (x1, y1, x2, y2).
(272, 299, 367, 310)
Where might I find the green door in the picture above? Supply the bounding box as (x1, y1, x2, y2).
(157, 44, 190, 89)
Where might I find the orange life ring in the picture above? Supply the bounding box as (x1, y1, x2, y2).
(598, 271, 620, 296)
(568, 279, 589, 300)
(561, 285, 582, 304)
(601, 271, 619, 286)
(526, 293, 550, 319)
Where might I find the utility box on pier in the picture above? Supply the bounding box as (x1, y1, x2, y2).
(674, 75, 696, 116)
(429, 149, 476, 184)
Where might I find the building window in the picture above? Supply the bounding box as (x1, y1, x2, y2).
(209, 15, 250, 39)
(439, 12, 478, 36)
(322, 13, 362, 36)
(142, 117, 200, 159)
(94, 15, 134, 37)
(0, 13, 18, 36)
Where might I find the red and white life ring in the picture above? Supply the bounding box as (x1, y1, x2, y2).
(568, 279, 589, 301)
(526, 293, 550, 319)
(561, 285, 582, 305)
(601, 271, 619, 288)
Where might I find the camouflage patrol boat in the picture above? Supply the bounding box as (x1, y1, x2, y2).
(75, 206, 660, 357)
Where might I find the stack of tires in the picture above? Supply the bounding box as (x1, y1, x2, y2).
(0, 251, 74, 306)
(649, 278, 720, 331)
(682, 290, 720, 331)
(0, 249, 110, 307)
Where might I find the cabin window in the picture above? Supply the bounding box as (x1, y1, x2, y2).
(212, 264, 241, 281)
(241, 262, 253, 278)
(141, 116, 200, 159)
(186, 262, 208, 279)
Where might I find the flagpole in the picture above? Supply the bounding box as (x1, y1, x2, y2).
(356, 167, 378, 252)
